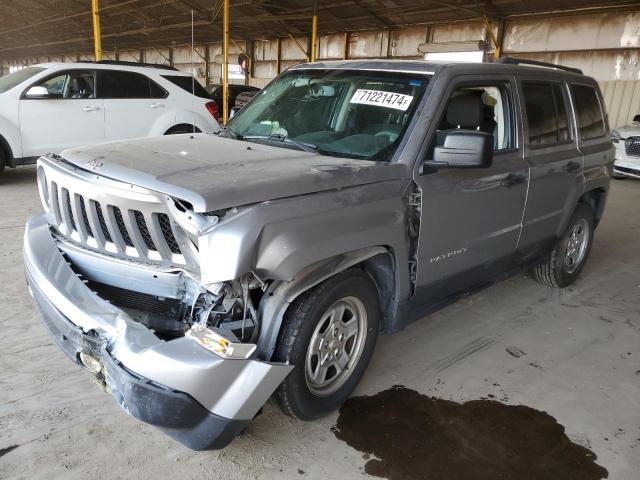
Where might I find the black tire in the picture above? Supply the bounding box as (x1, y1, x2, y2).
(273, 269, 380, 420)
(0, 148, 5, 178)
(164, 125, 201, 135)
(531, 203, 595, 288)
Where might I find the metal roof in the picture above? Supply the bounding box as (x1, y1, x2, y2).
(0, 0, 637, 59)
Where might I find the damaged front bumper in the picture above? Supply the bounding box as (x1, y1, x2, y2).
(24, 214, 292, 450)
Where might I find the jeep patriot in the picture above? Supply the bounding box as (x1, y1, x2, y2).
(24, 58, 614, 449)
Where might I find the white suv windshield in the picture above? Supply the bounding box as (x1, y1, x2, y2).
(227, 69, 430, 161)
(0, 67, 45, 94)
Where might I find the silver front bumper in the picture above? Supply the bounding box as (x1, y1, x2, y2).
(24, 213, 292, 422)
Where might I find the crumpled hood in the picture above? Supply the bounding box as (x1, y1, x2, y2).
(60, 134, 407, 212)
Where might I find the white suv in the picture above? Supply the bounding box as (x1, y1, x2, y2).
(612, 115, 640, 179)
(0, 61, 220, 176)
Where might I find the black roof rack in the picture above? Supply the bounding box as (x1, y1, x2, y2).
(496, 56, 583, 75)
(77, 60, 178, 71)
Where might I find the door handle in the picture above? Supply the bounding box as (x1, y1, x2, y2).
(150, 102, 165, 109)
(562, 161, 581, 173)
(82, 105, 100, 112)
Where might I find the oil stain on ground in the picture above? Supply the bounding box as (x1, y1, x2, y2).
(332, 386, 608, 480)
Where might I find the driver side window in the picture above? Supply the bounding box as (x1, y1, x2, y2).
(32, 70, 96, 99)
(432, 83, 513, 153)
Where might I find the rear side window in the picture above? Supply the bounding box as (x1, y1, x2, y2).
(522, 82, 571, 147)
(99, 70, 166, 99)
(570, 84, 606, 140)
(162, 75, 210, 99)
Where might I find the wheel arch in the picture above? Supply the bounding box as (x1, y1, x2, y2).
(578, 187, 607, 226)
(0, 133, 15, 168)
(256, 246, 398, 361)
(164, 123, 202, 135)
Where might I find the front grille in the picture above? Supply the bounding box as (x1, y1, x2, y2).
(40, 159, 190, 268)
(79, 196, 93, 238)
(113, 206, 134, 247)
(625, 137, 640, 157)
(63, 189, 77, 232)
(134, 210, 157, 251)
(158, 213, 181, 254)
(95, 201, 113, 243)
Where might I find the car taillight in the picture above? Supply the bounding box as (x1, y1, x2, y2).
(205, 101, 219, 121)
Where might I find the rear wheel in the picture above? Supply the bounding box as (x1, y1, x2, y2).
(531, 203, 595, 288)
(273, 269, 380, 420)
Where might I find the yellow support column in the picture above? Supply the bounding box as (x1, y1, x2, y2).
(310, 14, 318, 62)
(91, 0, 102, 61)
(482, 15, 501, 60)
(222, 0, 229, 125)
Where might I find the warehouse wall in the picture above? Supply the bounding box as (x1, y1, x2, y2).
(2, 10, 638, 126)
(502, 11, 640, 127)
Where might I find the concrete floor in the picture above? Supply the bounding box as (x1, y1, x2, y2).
(1, 166, 639, 479)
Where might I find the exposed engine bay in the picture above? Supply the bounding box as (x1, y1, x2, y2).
(77, 263, 265, 345)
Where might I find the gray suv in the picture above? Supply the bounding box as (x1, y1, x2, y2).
(24, 58, 614, 450)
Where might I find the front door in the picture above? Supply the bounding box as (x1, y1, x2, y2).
(19, 69, 104, 156)
(413, 77, 528, 306)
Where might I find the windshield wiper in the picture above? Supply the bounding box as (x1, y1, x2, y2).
(239, 133, 319, 154)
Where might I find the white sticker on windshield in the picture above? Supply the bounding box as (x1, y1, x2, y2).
(349, 89, 414, 111)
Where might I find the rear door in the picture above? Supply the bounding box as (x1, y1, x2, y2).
(19, 69, 104, 156)
(516, 79, 582, 258)
(98, 70, 169, 140)
(413, 76, 528, 305)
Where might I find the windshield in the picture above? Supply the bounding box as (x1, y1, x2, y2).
(0, 67, 45, 94)
(227, 69, 430, 161)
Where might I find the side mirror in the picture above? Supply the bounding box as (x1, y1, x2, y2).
(423, 130, 493, 172)
(24, 86, 50, 98)
(229, 107, 239, 119)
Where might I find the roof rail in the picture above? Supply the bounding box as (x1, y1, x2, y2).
(496, 56, 583, 75)
(77, 60, 178, 71)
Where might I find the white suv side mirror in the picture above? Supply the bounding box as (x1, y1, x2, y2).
(25, 86, 50, 98)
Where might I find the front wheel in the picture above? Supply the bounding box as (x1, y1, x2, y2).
(531, 203, 595, 288)
(273, 269, 380, 420)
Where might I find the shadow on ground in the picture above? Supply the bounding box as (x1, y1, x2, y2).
(1, 165, 37, 187)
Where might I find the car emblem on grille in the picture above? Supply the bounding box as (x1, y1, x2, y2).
(87, 159, 104, 170)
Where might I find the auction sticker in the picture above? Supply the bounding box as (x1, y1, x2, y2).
(350, 89, 414, 111)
